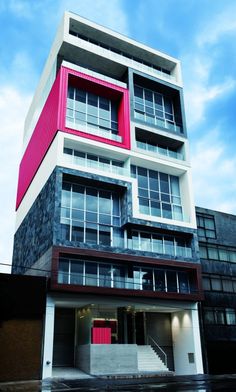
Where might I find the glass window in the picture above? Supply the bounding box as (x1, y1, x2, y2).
(140, 232, 152, 251)
(226, 309, 236, 325)
(219, 249, 228, 261)
(58, 260, 69, 284)
(134, 85, 180, 131)
(199, 246, 207, 259)
(154, 269, 166, 291)
(204, 309, 215, 324)
(141, 269, 153, 291)
(152, 234, 163, 253)
(208, 247, 219, 260)
(222, 279, 233, 292)
(178, 271, 189, 293)
(66, 87, 119, 140)
(85, 262, 98, 286)
(166, 270, 177, 292)
(99, 264, 112, 287)
(229, 251, 236, 263)
(211, 277, 222, 291)
(196, 214, 216, 239)
(202, 277, 211, 290)
(99, 225, 111, 246)
(70, 260, 83, 285)
(215, 309, 225, 324)
(113, 265, 125, 288)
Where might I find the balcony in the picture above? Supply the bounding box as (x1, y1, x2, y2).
(66, 118, 122, 143)
(136, 140, 184, 160)
(62, 152, 129, 177)
(134, 110, 183, 134)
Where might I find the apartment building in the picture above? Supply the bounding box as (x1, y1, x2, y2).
(196, 207, 236, 374)
(12, 12, 204, 378)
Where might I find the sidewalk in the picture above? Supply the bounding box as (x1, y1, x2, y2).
(1, 373, 236, 391)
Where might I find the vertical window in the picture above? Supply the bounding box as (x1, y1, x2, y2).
(131, 165, 183, 221)
(134, 84, 182, 133)
(99, 264, 112, 287)
(196, 214, 216, 239)
(166, 270, 177, 292)
(60, 182, 123, 247)
(66, 87, 120, 141)
(226, 309, 236, 325)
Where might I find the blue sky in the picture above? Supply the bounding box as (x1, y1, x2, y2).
(1, 0, 236, 271)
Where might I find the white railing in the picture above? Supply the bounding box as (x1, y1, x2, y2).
(134, 110, 183, 134)
(136, 141, 184, 160)
(66, 118, 122, 143)
(63, 154, 129, 177)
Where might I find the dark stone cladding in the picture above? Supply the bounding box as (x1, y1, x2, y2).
(56, 167, 200, 264)
(12, 169, 59, 274)
(196, 206, 236, 348)
(128, 67, 188, 138)
(12, 166, 200, 275)
(196, 206, 236, 248)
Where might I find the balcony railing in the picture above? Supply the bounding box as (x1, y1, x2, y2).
(134, 110, 183, 134)
(66, 118, 122, 142)
(127, 240, 192, 258)
(136, 140, 184, 160)
(57, 271, 194, 295)
(63, 153, 129, 177)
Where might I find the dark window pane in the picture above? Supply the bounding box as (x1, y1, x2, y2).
(113, 265, 125, 288)
(99, 264, 111, 287)
(85, 262, 98, 286)
(142, 269, 153, 291)
(70, 261, 83, 285)
(178, 272, 189, 293)
(154, 270, 165, 291)
(58, 260, 69, 284)
(85, 223, 97, 243)
(99, 225, 111, 246)
(167, 271, 177, 292)
(99, 191, 111, 214)
(72, 225, 84, 242)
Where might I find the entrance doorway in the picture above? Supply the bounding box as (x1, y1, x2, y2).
(53, 308, 75, 367)
(117, 308, 146, 344)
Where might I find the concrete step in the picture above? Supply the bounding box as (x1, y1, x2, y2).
(137, 345, 169, 372)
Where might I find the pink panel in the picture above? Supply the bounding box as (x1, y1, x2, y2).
(16, 65, 131, 210)
(60, 66, 131, 150)
(92, 327, 111, 344)
(16, 69, 63, 209)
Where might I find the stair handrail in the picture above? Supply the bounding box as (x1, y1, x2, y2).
(147, 335, 167, 366)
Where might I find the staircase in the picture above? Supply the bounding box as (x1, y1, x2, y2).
(137, 345, 169, 372)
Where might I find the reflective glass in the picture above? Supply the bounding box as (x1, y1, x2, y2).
(99, 264, 112, 287)
(85, 263, 98, 286)
(70, 261, 83, 285)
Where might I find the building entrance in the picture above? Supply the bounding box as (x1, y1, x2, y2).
(52, 308, 75, 367)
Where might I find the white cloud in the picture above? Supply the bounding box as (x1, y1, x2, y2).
(0, 86, 32, 272)
(59, 0, 129, 35)
(197, 4, 236, 47)
(184, 73, 236, 128)
(191, 128, 236, 214)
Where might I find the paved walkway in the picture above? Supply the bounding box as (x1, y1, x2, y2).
(1, 373, 236, 391)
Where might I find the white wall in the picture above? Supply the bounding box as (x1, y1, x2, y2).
(171, 304, 203, 375)
(42, 296, 55, 379)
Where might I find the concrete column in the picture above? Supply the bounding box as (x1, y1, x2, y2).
(42, 295, 55, 379)
(171, 303, 203, 375)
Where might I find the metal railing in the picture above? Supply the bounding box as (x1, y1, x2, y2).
(147, 335, 167, 367)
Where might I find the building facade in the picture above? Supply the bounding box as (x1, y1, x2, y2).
(12, 12, 204, 377)
(196, 207, 236, 374)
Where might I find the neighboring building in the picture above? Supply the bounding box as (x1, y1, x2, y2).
(12, 12, 204, 378)
(0, 273, 47, 381)
(196, 207, 236, 374)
